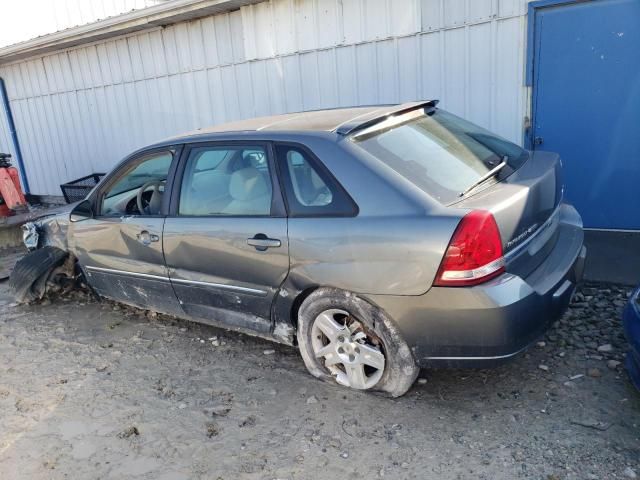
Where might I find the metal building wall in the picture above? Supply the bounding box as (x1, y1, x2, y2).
(0, 0, 167, 48)
(0, 0, 529, 196)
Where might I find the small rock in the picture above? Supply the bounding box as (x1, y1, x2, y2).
(211, 339, 220, 347)
(239, 415, 256, 427)
(587, 368, 602, 378)
(607, 360, 621, 369)
(117, 426, 139, 439)
(417, 378, 427, 385)
(326, 437, 341, 449)
(538, 364, 550, 371)
(200, 339, 205, 344)
(623, 467, 637, 479)
(205, 422, 219, 438)
(536, 341, 546, 348)
(208, 405, 231, 417)
(597, 344, 613, 353)
(306, 395, 318, 404)
(263, 349, 276, 355)
(339, 452, 349, 459)
(178, 403, 187, 409)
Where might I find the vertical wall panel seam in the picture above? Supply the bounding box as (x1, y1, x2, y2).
(15, 67, 45, 192)
(463, 0, 470, 118)
(489, 0, 497, 132)
(438, 0, 445, 106)
(72, 51, 98, 164)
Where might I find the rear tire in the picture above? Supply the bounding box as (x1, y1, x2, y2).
(297, 288, 418, 397)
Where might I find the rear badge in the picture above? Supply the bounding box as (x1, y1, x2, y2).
(507, 223, 539, 250)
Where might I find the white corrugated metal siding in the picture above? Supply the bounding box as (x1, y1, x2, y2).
(0, 0, 529, 196)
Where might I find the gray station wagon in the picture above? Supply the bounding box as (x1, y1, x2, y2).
(11, 101, 586, 397)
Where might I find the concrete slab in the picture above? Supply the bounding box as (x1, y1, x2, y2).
(584, 230, 640, 286)
(0, 204, 69, 249)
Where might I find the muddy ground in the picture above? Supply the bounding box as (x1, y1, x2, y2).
(0, 275, 639, 479)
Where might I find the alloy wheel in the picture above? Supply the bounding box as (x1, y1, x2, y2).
(310, 308, 386, 390)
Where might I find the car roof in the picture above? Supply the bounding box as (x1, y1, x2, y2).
(187, 106, 384, 134)
(160, 101, 438, 144)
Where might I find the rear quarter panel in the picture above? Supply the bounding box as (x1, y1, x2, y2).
(285, 215, 461, 296)
(280, 135, 463, 296)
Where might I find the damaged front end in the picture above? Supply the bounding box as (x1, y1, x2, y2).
(22, 211, 70, 251)
(9, 210, 79, 303)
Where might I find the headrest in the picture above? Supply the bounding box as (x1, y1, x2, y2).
(229, 168, 269, 201)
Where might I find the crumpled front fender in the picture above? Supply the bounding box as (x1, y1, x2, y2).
(22, 210, 71, 251)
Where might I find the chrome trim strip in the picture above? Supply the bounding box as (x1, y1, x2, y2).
(85, 265, 170, 282)
(169, 277, 267, 296)
(583, 227, 640, 233)
(85, 265, 267, 296)
(426, 346, 528, 361)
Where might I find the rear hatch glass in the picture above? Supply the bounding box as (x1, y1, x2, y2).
(352, 108, 528, 204)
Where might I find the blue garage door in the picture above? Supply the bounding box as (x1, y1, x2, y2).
(531, 0, 640, 230)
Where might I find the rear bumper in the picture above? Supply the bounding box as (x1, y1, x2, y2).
(365, 203, 586, 368)
(622, 287, 640, 391)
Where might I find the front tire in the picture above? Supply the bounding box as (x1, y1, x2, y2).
(297, 288, 418, 397)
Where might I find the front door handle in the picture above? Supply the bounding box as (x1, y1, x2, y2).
(136, 230, 159, 246)
(247, 233, 281, 251)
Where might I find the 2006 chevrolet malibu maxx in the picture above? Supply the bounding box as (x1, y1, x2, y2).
(11, 101, 587, 397)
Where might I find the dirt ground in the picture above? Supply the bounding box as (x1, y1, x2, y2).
(0, 275, 639, 480)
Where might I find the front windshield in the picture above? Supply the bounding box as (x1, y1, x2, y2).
(353, 109, 528, 203)
(106, 153, 172, 198)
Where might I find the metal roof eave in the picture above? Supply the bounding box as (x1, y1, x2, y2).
(0, 0, 264, 65)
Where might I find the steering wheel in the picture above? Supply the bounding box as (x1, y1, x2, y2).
(136, 180, 165, 215)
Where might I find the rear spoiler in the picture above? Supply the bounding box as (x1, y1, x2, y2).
(334, 100, 439, 136)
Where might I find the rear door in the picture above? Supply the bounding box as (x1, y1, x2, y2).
(163, 142, 289, 335)
(69, 148, 183, 316)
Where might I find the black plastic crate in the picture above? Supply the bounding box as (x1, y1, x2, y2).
(60, 173, 105, 204)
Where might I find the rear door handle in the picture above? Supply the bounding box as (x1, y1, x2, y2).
(136, 230, 159, 245)
(247, 234, 281, 251)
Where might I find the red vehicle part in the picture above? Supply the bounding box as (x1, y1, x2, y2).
(0, 165, 27, 216)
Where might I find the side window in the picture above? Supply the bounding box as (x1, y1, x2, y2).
(275, 145, 357, 217)
(179, 146, 273, 216)
(101, 152, 173, 216)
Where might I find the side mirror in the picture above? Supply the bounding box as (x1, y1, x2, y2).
(70, 199, 94, 222)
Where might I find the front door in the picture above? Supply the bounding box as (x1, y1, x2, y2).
(163, 143, 289, 334)
(69, 148, 183, 316)
(530, 0, 640, 229)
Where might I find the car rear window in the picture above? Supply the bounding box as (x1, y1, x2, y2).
(352, 109, 528, 204)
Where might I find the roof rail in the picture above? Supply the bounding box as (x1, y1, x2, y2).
(334, 100, 439, 136)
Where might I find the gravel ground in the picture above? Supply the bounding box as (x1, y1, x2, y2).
(0, 279, 639, 480)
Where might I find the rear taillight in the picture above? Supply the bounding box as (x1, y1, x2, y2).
(434, 210, 505, 287)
